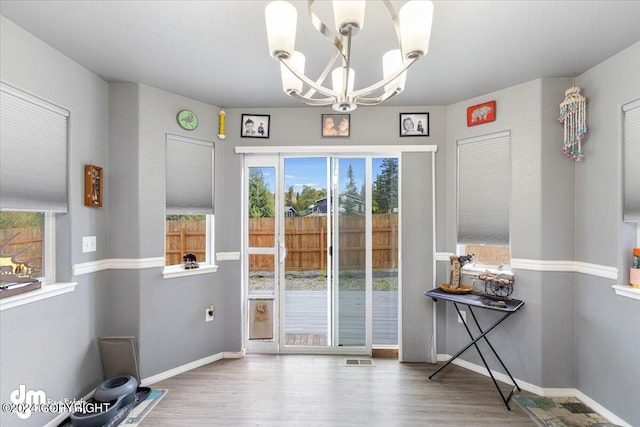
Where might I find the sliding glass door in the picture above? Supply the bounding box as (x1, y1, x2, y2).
(245, 154, 398, 353)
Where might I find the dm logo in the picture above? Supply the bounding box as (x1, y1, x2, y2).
(10, 385, 46, 419)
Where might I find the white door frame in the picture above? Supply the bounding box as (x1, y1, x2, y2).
(240, 145, 438, 355)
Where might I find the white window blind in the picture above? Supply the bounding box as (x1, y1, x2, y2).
(0, 83, 69, 212)
(457, 130, 511, 245)
(624, 99, 640, 222)
(166, 134, 214, 215)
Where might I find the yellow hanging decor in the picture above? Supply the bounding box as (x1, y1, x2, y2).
(218, 110, 226, 140)
(558, 87, 587, 161)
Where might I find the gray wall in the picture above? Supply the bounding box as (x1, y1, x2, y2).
(441, 42, 640, 426)
(574, 42, 640, 427)
(444, 78, 577, 388)
(107, 83, 232, 377)
(1, 16, 109, 427)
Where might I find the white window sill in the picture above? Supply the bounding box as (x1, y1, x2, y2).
(162, 264, 219, 279)
(612, 284, 640, 301)
(0, 282, 78, 311)
(461, 264, 514, 277)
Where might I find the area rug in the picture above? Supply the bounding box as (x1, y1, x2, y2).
(118, 389, 167, 426)
(513, 396, 621, 427)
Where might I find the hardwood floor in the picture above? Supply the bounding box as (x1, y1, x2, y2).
(142, 354, 536, 426)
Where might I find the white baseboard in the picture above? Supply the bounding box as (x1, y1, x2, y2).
(437, 354, 631, 427)
(141, 351, 239, 387)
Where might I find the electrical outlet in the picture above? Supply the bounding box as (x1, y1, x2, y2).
(82, 236, 96, 253)
(205, 305, 215, 322)
(457, 310, 466, 324)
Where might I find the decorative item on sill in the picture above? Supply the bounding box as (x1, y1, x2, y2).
(0, 232, 42, 299)
(479, 270, 515, 299)
(182, 253, 199, 270)
(440, 253, 475, 294)
(558, 86, 587, 161)
(630, 248, 640, 289)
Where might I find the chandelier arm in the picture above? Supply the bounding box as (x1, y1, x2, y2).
(303, 49, 341, 99)
(350, 56, 418, 98)
(288, 91, 336, 106)
(355, 89, 402, 106)
(279, 56, 338, 98)
(307, 0, 347, 61)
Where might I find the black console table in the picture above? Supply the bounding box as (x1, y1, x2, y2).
(424, 287, 524, 410)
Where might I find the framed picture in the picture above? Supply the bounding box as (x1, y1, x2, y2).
(399, 113, 429, 137)
(322, 114, 350, 137)
(467, 101, 496, 126)
(241, 114, 270, 138)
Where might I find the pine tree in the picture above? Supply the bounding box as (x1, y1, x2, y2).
(248, 169, 275, 218)
(373, 158, 398, 214)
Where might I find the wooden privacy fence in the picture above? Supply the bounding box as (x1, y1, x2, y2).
(2, 218, 398, 271)
(166, 220, 206, 266)
(249, 214, 398, 271)
(0, 226, 43, 270)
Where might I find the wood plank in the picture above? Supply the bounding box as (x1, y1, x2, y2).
(143, 354, 537, 426)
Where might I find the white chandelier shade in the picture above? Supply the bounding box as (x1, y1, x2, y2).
(265, 0, 434, 112)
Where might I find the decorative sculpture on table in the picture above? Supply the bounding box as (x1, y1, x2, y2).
(558, 86, 587, 161)
(479, 270, 515, 298)
(449, 256, 462, 289)
(443, 253, 474, 293)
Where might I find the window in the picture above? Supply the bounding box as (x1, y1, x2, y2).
(1, 83, 69, 286)
(165, 134, 214, 268)
(623, 99, 640, 222)
(0, 212, 44, 283)
(457, 131, 511, 267)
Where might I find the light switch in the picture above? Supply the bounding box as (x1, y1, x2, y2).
(82, 236, 96, 253)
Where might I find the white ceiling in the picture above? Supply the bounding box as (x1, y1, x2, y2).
(1, 0, 639, 109)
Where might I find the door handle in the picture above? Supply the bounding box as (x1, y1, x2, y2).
(279, 242, 287, 264)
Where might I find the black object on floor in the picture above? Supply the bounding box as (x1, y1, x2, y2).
(57, 387, 151, 427)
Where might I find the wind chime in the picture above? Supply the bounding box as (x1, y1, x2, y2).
(558, 86, 587, 161)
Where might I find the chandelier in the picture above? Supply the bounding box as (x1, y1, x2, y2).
(265, 0, 434, 112)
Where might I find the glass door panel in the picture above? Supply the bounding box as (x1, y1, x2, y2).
(246, 154, 397, 354)
(246, 162, 278, 352)
(372, 158, 399, 346)
(335, 158, 367, 347)
(282, 157, 330, 347)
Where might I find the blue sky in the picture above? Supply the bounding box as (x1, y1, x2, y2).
(256, 157, 394, 194)
(284, 157, 390, 193)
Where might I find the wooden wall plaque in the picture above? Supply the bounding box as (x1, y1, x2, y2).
(85, 164, 103, 207)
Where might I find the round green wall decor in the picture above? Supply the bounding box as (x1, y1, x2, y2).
(177, 109, 198, 130)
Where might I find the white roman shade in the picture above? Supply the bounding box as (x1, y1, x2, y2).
(457, 131, 511, 245)
(166, 134, 214, 215)
(0, 82, 69, 212)
(623, 99, 640, 222)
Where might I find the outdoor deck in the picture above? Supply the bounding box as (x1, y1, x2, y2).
(283, 290, 398, 346)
